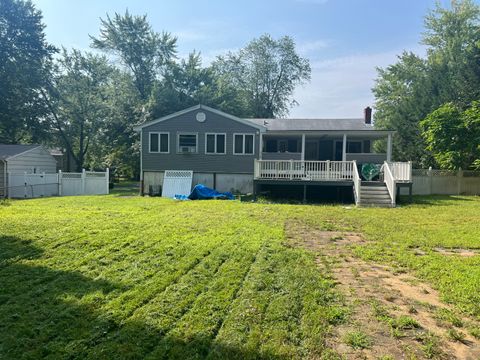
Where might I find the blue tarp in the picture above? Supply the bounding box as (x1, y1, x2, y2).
(175, 184, 234, 201)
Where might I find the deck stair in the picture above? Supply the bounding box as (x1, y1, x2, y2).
(358, 181, 393, 207)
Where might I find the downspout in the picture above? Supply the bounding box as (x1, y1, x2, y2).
(140, 130, 144, 196)
(1, 159, 7, 198)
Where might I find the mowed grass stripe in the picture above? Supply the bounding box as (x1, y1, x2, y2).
(78, 246, 232, 358)
(144, 250, 259, 359)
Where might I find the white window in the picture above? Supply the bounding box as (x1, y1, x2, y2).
(233, 134, 255, 155)
(205, 133, 226, 154)
(177, 133, 198, 153)
(149, 132, 169, 153)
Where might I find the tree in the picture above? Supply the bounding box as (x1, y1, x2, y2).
(213, 34, 311, 118)
(100, 71, 143, 178)
(0, 0, 56, 143)
(421, 101, 480, 169)
(373, 0, 480, 167)
(43, 49, 114, 171)
(372, 52, 434, 165)
(423, 0, 480, 106)
(90, 10, 177, 101)
(146, 51, 251, 119)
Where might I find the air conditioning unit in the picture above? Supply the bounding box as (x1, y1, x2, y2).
(181, 146, 195, 153)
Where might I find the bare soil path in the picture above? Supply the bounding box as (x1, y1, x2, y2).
(286, 222, 480, 360)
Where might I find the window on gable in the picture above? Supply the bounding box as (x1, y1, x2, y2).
(149, 132, 169, 153)
(206, 133, 226, 154)
(234, 134, 254, 155)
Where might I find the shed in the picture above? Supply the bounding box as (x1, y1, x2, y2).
(0, 144, 57, 197)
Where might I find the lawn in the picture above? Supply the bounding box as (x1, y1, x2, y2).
(0, 195, 479, 359)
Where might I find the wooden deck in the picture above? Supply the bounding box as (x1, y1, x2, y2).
(253, 160, 412, 206)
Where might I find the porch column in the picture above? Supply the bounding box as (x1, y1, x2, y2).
(342, 133, 347, 161)
(301, 134, 306, 161)
(259, 133, 263, 160)
(386, 133, 392, 162)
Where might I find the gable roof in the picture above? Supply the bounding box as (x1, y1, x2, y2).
(134, 104, 267, 132)
(245, 118, 390, 132)
(0, 144, 41, 160)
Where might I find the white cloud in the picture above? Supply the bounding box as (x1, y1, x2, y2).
(297, 39, 329, 56)
(290, 46, 426, 118)
(173, 30, 208, 42)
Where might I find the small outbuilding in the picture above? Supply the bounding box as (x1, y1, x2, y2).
(0, 144, 57, 197)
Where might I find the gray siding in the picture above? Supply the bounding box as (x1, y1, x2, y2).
(142, 108, 260, 174)
(0, 161, 5, 197)
(7, 147, 57, 174)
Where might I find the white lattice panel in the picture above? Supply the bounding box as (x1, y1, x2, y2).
(162, 170, 193, 198)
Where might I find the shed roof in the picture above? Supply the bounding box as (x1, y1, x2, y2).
(0, 144, 40, 160)
(245, 118, 381, 132)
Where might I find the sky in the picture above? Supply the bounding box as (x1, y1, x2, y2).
(31, 0, 461, 118)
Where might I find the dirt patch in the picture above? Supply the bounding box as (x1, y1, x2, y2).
(285, 221, 480, 360)
(434, 247, 479, 257)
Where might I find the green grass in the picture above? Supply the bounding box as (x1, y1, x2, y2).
(343, 330, 372, 349)
(0, 194, 479, 359)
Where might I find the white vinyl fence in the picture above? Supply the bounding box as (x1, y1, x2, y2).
(6, 169, 109, 199)
(399, 168, 480, 196)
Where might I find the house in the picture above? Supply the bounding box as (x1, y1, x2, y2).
(135, 105, 412, 206)
(0, 144, 57, 198)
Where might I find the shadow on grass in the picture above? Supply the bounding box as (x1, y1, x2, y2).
(399, 195, 476, 206)
(0, 235, 288, 360)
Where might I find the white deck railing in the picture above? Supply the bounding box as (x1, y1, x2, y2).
(254, 160, 355, 181)
(388, 161, 412, 182)
(383, 161, 396, 206)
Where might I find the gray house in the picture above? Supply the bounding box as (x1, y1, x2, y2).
(135, 105, 412, 206)
(0, 144, 57, 197)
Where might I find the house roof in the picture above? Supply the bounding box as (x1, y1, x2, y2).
(134, 104, 267, 132)
(0, 144, 40, 160)
(245, 118, 385, 132)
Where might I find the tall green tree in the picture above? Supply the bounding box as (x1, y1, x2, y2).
(147, 52, 250, 119)
(421, 101, 480, 169)
(100, 72, 143, 178)
(90, 10, 177, 101)
(43, 49, 114, 171)
(213, 34, 311, 118)
(373, 0, 480, 167)
(0, 0, 56, 143)
(373, 52, 433, 165)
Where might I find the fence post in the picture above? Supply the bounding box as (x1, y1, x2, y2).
(428, 167, 433, 195)
(106, 168, 110, 194)
(58, 170, 62, 196)
(82, 169, 86, 195)
(457, 168, 463, 195)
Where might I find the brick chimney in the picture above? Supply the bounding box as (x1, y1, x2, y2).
(364, 106, 372, 125)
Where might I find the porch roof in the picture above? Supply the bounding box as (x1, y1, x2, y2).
(245, 118, 394, 134)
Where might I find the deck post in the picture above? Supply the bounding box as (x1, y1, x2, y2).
(301, 134, 306, 161)
(259, 133, 263, 160)
(387, 133, 392, 162)
(303, 184, 307, 203)
(342, 134, 347, 161)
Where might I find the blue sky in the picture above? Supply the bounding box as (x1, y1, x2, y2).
(32, 0, 462, 118)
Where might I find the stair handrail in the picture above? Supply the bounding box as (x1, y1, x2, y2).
(352, 160, 361, 205)
(383, 161, 396, 206)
